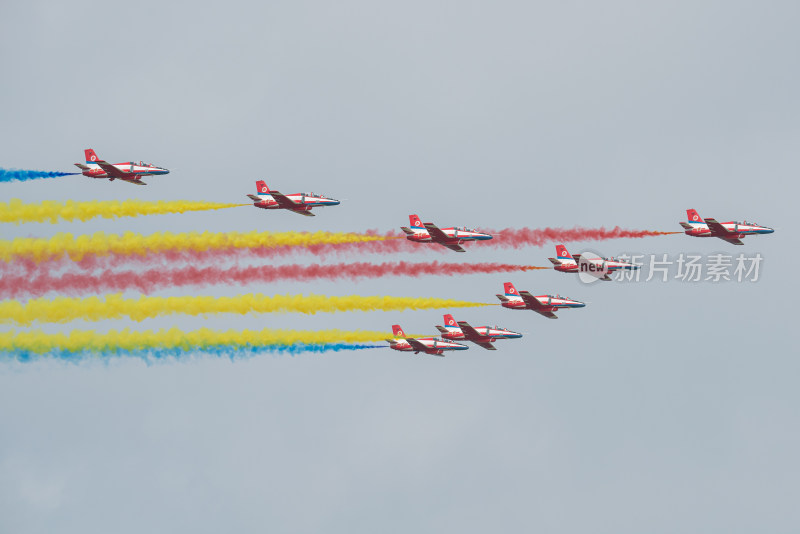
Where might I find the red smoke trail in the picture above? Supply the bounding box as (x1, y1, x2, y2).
(1, 262, 546, 298)
(486, 227, 680, 248)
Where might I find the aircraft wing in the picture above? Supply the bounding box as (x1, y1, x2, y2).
(95, 160, 128, 179)
(704, 218, 731, 236)
(443, 243, 466, 252)
(405, 338, 429, 353)
(456, 321, 483, 340)
(269, 190, 299, 209)
(475, 342, 497, 351)
(290, 210, 315, 217)
(704, 218, 744, 244)
(519, 291, 558, 319)
(423, 223, 451, 243)
(121, 178, 146, 186)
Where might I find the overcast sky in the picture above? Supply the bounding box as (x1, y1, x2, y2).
(0, 1, 797, 532)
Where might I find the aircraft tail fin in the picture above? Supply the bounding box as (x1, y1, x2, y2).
(503, 282, 520, 297)
(443, 314, 457, 328)
(256, 180, 270, 194)
(84, 148, 99, 163)
(687, 209, 703, 223)
(391, 325, 406, 338)
(555, 244, 575, 261)
(409, 214, 425, 229)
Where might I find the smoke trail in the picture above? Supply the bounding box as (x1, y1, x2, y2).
(0, 230, 398, 262)
(485, 226, 681, 248)
(0, 261, 546, 298)
(0, 327, 394, 359)
(0, 293, 495, 326)
(0, 169, 80, 183)
(5, 343, 385, 362)
(0, 199, 250, 224)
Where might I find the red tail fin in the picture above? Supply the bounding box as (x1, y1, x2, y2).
(503, 282, 519, 296)
(84, 149, 99, 163)
(391, 325, 406, 337)
(555, 244, 574, 260)
(409, 214, 425, 229)
(687, 209, 703, 223)
(443, 314, 457, 327)
(256, 181, 270, 194)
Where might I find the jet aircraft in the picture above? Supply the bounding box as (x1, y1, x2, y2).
(679, 209, 773, 245)
(74, 148, 169, 185)
(495, 282, 585, 319)
(548, 244, 640, 281)
(386, 324, 469, 356)
(247, 180, 340, 217)
(400, 214, 492, 252)
(435, 314, 522, 350)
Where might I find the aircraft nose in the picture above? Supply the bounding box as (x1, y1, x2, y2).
(764, 227, 774, 233)
(575, 301, 586, 307)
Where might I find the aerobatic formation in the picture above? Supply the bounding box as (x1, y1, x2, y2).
(0, 149, 774, 359)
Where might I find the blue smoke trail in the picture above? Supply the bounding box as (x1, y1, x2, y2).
(2, 343, 386, 363)
(0, 168, 80, 183)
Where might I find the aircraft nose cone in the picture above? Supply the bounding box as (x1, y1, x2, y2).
(764, 227, 774, 233)
(575, 302, 586, 308)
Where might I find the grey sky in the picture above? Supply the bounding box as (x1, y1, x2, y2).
(0, 0, 797, 532)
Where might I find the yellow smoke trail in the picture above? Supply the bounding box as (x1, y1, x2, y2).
(0, 230, 395, 262)
(0, 199, 250, 224)
(0, 293, 495, 326)
(0, 327, 393, 355)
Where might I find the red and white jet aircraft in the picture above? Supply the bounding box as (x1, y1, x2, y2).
(400, 214, 493, 252)
(386, 324, 469, 356)
(496, 282, 585, 319)
(247, 180, 340, 217)
(435, 314, 522, 351)
(548, 244, 641, 281)
(74, 148, 169, 186)
(679, 209, 774, 245)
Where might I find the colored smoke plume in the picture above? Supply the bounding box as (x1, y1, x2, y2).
(0, 261, 544, 298)
(0, 293, 495, 326)
(486, 226, 681, 247)
(0, 169, 80, 182)
(0, 199, 250, 224)
(0, 327, 394, 359)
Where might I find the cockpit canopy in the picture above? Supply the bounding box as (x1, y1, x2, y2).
(456, 226, 476, 232)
